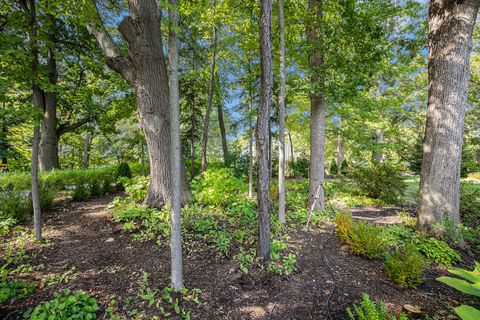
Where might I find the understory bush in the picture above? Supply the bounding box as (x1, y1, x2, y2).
(287, 158, 309, 178)
(192, 167, 247, 206)
(0, 190, 30, 221)
(348, 221, 388, 259)
(385, 225, 460, 267)
(347, 293, 407, 320)
(353, 163, 406, 204)
(334, 211, 354, 243)
(0, 166, 123, 224)
(0, 166, 117, 192)
(24, 290, 99, 320)
(330, 160, 338, 175)
(385, 244, 428, 288)
(119, 175, 149, 202)
(72, 185, 91, 202)
(411, 235, 460, 267)
(460, 183, 480, 229)
(116, 162, 132, 179)
(437, 262, 480, 320)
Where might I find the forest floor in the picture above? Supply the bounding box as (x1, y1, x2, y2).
(1, 194, 478, 320)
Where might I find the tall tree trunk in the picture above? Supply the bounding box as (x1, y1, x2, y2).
(417, 0, 479, 233)
(257, 0, 273, 260)
(82, 132, 92, 169)
(248, 106, 254, 199)
(277, 0, 286, 224)
(373, 78, 385, 163)
(336, 118, 344, 168)
(201, 25, 218, 173)
(190, 96, 196, 179)
(168, 0, 183, 291)
(288, 131, 294, 163)
(0, 103, 8, 167)
(87, 0, 190, 209)
(39, 18, 59, 171)
(307, 0, 325, 211)
(25, 0, 43, 240)
(217, 98, 229, 167)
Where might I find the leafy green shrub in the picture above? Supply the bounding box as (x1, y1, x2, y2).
(89, 180, 102, 197)
(348, 221, 387, 259)
(412, 236, 460, 267)
(72, 185, 90, 202)
(460, 183, 480, 229)
(341, 160, 349, 176)
(287, 158, 309, 178)
(0, 190, 30, 221)
(334, 211, 353, 243)
(102, 175, 114, 194)
(0, 167, 117, 192)
(437, 262, 480, 320)
(347, 293, 407, 320)
(116, 162, 132, 179)
(192, 168, 247, 206)
(120, 175, 149, 203)
(330, 160, 338, 175)
(39, 188, 56, 210)
(25, 290, 99, 320)
(385, 244, 428, 288)
(353, 163, 406, 204)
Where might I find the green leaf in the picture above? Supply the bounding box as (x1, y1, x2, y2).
(437, 276, 480, 297)
(454, 305, 480, 320)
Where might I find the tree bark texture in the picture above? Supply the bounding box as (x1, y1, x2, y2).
(168, 0, 183, 291)
(39, 16, 59, 171)
(307, 0, 325, 211)
(417, 0, 479, 232)
(278, 0, 286, 224)
(257, 0, 273, 260)
(26, 0, 43, 240)
(87, 0, 190, 209)
(82, 132, 93, 169)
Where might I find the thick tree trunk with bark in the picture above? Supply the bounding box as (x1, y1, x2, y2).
(307, 0, 325, 211)
(39, 20, 59, 171)
(82, 132, 93, 169)
(248, 110, 254, 198)
(87, 0, 190, 209)
(201, 26, 218, 173)
(168, 0, 183, 291)
(417, 0, 479, 233)
(257, 0, 273, 260)
(277, 0, 286, 224)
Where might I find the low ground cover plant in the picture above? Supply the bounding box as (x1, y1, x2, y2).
(24, 290, 99, 320)
(347, 293, 408, 320)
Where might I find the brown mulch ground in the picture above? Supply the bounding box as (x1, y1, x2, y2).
(0, 195, 477, 319)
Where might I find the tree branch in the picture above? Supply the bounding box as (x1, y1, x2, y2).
(86, 2, 135, 83)
(57, 117, 92, 137)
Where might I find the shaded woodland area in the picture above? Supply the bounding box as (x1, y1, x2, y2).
(1, 0, 480, 319)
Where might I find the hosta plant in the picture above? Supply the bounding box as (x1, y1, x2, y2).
(437, 262, 480, 320)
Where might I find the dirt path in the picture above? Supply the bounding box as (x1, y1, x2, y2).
(0, 196, 471, 319)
